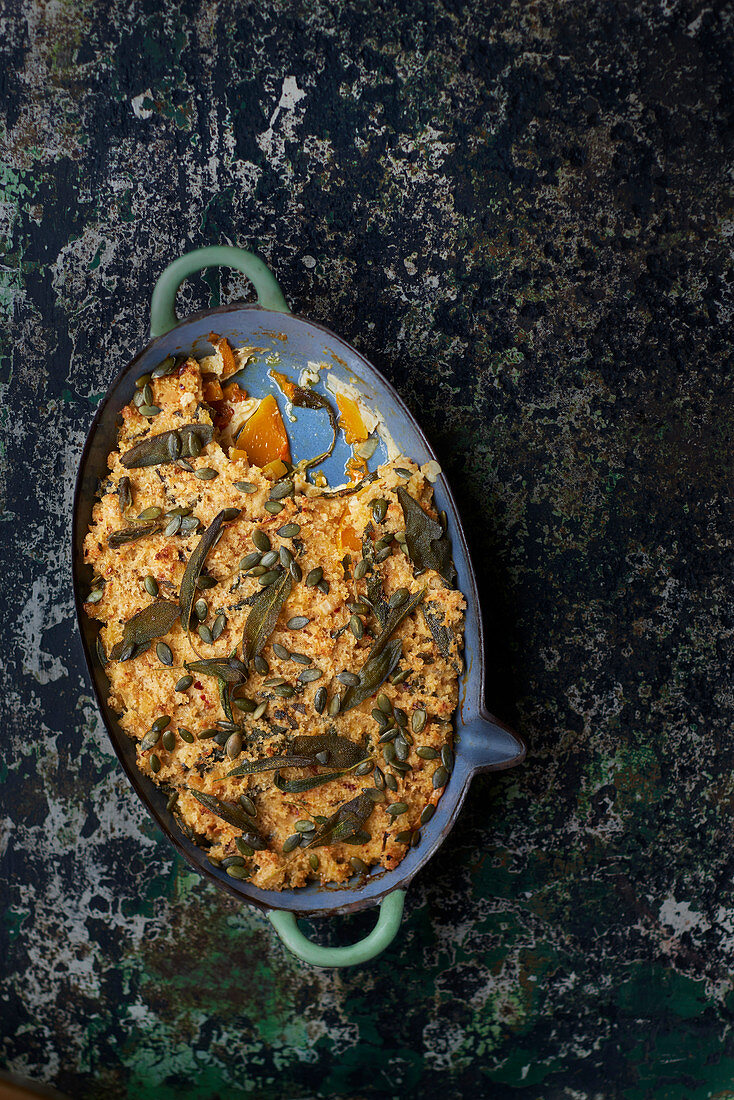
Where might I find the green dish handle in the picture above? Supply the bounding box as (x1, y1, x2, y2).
(267, 890, 406, 968)
(150, 245, 290, 338)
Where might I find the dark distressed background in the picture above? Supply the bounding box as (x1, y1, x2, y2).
(1, 1, 733, 1097)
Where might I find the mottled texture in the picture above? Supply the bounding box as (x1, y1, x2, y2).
(1, 1, 732, 1097)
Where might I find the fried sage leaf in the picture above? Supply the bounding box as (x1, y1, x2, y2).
(275, 378, 339, 473)
(318, 472, 379, 499)
(121, 423, 214, 469)
(423, 601, 460, 671)
(187, 789, 267, 847)
(291, 730, 366, 768)
(307, 792, 375, 848)
(226, 754, 315, 778)
(180, 510, 227, 631)
(243, 569, 292, 665)
(362, 523, 389, 626)
(109, 599, 180, 660)
(185, 657, 248, 683)
(273, 768, 359, 794)
(108, 519, 162, 548)
(340, 639, 403, 711)
(396, 485, 456, 586)
(340, 587, 425, 711)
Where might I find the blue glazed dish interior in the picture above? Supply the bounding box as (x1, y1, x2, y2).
(72, 302, 524, 917)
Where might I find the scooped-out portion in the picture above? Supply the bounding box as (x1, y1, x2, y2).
(82, 338, 465, 890)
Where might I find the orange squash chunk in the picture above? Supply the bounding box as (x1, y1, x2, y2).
(208, 331, 236, 377)
(337, 519, 362, 555)
(336, 394, 368, 445)
(270, 369, 298, 401)
(237, 394, 291, 467)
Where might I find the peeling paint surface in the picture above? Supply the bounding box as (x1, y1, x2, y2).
(1, 1, 733, 1098)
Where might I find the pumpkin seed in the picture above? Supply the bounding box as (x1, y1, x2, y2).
(260, 550, 279, 567)
(138, 506, 163, 521)
(198, 727, 219, 739)
(317, 579, 330, 594)
(166, 791, 178, 812)
(179, 726, 195, 743)
(395, 830, 412, 844)
(133, 389, 145, 407)
(226, 864, 249, 880)
(194, 467, 218, 480)
(354, 760, 374, 776)
(221, 507, 240, 521)
(263, 676, 286, 687)
(350, 857, 368, 874)
(180, 516, 201, 534)
(372, 708, 389, 728)
(337, 670, 360, 687)
(198, 624, 214, 644)
(314, 686, 327, 714)
(161, 729, 175, 752)
(135, 373, 151, 389)
(240, 552, 262, 571)
(141, 729, 160, 751)
(348, 614, 363, 641)
(354, 558, 368, 580)
(164, 515, 182, 536)
(152, 715, 171, 731)
(142, 382, 153, 406)
(377, 694, 392, 713)
(290, 652, 312, 665)
(253, 655, 269, 674)
(411, 830, 421, 847)
(382, 743, 397, 765)
(415, 743, 440, 761)
(298, 667, 322, 683)
(272, 683, 295, 698)
(221, 855, 246, 869)
(151, 356, 176, 379)
(420, 804, 435, 825)
(372, 767, 386, 791)
(86, 588, 104, 603)
(395, 467, 412, 477)
(375, 534, 394, 552)
(289, 561, 302, 581)
(433, 765, 448, 788)
(391, 760, 412, 774)
(272, 643, 290, 660)
(259, 569, 281, 586)
(174, 674, 193, 693)
(328, 693, 342, 716)
(412, 709, 427, 733)
(393, 707, 407, 727)
(379, 727, 398, 743)
(252, 529, 271, 552)
(167, 432, 181, 460)
(287, 616, 309, 630)
(277, 522, 300, 537)
(387, 802, 408, 817)
(390, 669, 409, 685)
(305, 568, 323, 587)
(314, 750, 329, 764)
(139, 405, 161, 417)
(212, 613, 226, 640)
(240, 794, 256, 817)
(385, 773, 398, 792)
(270, 480, 293, 500)
(375, 546, 392, 562)
(394, 738, 409, 762)
(232, 696, 256, 712)
(95, 634, 107, 665)
(150, 753, 161, 773)
(264, 501, 284, 514)
(372, 498, 388, 523)
(234, 480, 257, 493)
(441, 745, 454, 773)
(249, 565, 267, 577)
(308, 853, 320, 870)
(389, 587, 409, 609)
(118, 642, 134, 662)
(175, 458, 195, 471)
(294, 819, 313, 832)
(156, 642, 173, 666)
(253, 701, 268, 720)
(277, 546, 292, 569)
(226, 732, 242, 759)
(236, 839, 255, 858)
(282, 834, 301, 854)
(144, 575, 159, 597)
(194, 598, 208, 621)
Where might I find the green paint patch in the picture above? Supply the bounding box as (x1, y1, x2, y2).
(616, 963, 711, 1021)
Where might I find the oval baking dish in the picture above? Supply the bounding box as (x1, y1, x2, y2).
(71, 245, 525, 967)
